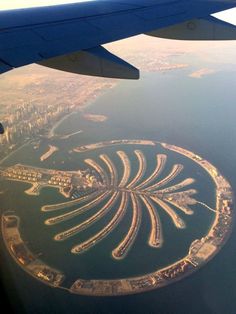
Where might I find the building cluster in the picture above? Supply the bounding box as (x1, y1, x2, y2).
(208, 199, 233, 245)
(0, 101, 75, 160)
(129, 276, 156, 291)
(49, 174, 72, 188)
(2, 164, 42, 182)
(34, 267, 63, 286)
(1, 164, 102, 198)
(204, 166, 233, 247)
(70, 259, 195, 296)
(159, 260, 194, 280)
(2, 215, 64, 287)
(10, 243, 35, 266)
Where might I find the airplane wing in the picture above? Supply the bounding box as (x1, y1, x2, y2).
(0, 0, 236, 79)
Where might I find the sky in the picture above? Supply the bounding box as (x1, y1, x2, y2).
(0, 0, 235, 25)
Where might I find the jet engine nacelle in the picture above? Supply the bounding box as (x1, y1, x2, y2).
(0, 123, 4, 134)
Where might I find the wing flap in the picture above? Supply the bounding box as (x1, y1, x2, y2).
(146, 16, 236, 40)
(38, 46, 139, 80)
(0, 61, 12, 74)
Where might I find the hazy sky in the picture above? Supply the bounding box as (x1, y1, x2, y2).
(0, 0, 235, 25)
(0, 0, 90, 9)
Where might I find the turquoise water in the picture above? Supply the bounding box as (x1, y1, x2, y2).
(1, 71, 236, 314)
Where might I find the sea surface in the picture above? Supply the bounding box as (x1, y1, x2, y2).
(1, 70, 236, 314)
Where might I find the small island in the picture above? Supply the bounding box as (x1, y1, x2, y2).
(82, 114, 108, 122)
(40, 145, 58, 162)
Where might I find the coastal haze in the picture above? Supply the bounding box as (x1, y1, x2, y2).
(0, 33, 236, 313)
(1, 34, 236, 157)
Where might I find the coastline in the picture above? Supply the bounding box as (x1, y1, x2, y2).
(0, 140, 32, 166)
(0, 81, 119, 166)
(48, 111, 77, 138)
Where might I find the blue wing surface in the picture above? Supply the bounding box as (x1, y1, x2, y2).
(0, 0, 235, 77)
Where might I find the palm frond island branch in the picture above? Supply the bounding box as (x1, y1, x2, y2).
(1, 140, 233, 296)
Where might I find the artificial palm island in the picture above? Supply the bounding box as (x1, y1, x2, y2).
(1, 140, 233, 296)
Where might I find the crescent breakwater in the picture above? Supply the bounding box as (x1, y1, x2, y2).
(1, 215, 64, 288)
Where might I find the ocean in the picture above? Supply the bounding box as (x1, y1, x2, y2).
(0, 70, 236, 314)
